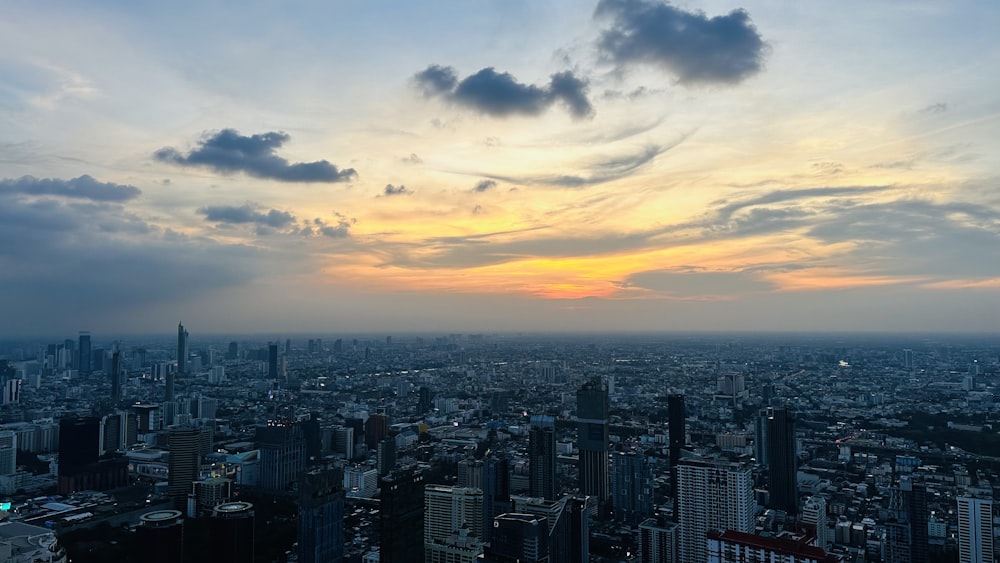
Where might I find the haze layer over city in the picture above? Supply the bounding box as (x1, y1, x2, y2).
(2, 1, 1000, 563)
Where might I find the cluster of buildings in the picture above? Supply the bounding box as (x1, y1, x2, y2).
(0, 329, 997, 562)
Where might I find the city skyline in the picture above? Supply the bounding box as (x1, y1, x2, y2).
(2, 1, 999, 336)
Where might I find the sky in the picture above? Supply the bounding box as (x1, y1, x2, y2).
(2, 0, 999, 336)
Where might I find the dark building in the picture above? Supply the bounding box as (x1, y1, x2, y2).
(379, 467, 425, 563)
(885, 477, 929, 563)
(577, 378, 610, 515)
(268, 343, 279, 379)
(760, 407, 798, 515)
(298, 466, 345, 563)
(301, 415, 322, 464)
(210, 501, 255, 563)
(256, 420, 307, 491)
(168, 425, 203, 511)
(418, 386, 434, 415)
(58, 416, 100, 477)
(667, 393, 685, 516)
(612, 449, 654, 526)
(377, 436, 397, 477)
(176, 322, 189, 375)
(528, 415, 556, 501)
(226, 341, 238, 360)
(365, 413, 389, 450)
(110, 350, 122, 403)
(78, 332, 92, 376)
(135, 509, 184, 563)
(485, 513, 549, 562)
(482, 453, 511, 542)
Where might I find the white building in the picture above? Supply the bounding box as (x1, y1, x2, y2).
(678, 458, 756, 563)
(424, 485, 483, 562)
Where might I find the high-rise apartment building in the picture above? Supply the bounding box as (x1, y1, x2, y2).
(800, 496, 829, 550)
(424, 485, 484, 562)
(529, 415, 556, 501)
(612, 448, 653, 526)
(110, 349, 123, 403)
(677, 458, 756, 563)
(667, 393, 685, 515)
(577, 378, 610, 514)
(957, 494, 993, 563)
(638, 516, 678, 563)
(379, 467, 425, 563)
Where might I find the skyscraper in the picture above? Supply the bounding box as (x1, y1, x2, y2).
(380, 467, 425, 563)
(677, 458, 755, 563)
(168, 425, 203, 511)
(800, 496, 829, 550)
(256, 420, 307, 491)
(611, 448, 653, 526)
(760, 407, 798, 515)
(136, 510, 185, 563)
(298, 466, 345, 563)
(485, 513, 549, 563)
(577, 378, 610, 514)
(667, 393, 685, 517)
(176, 322, 189, 375)
(210, 502, 255, 563)
(482, 453, 511, 542)
(58, 416, 101, 494)
(528, 415, 556, 500)
(957, 494, 993, 563)
(78, 331, 92, 376)
(110, 349, 123, 403)
(268, 343, 279, 379)
(885, 477, 928, 563)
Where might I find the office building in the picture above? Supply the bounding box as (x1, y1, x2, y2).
(612, 448, 653, 526)
(110, 349, 123, 403)
(510, 495, 589, 563)
(136, 510, 184, 563)
(957, 494, 993, 563)
(457, 458, 484, 490)
(377, 436, 397, 477)
(78, 332, 92, 376)
(365, 413, 389, 450)
(577, 378, 610, 514)
(257, 420, 307, 491)
(638, 516, 678, 563)
(176, 322, 189, 375)
(529, 415, 556, 500)
(268, 343, 279, 379)
(482, 453, 511, 542)
(677, 458, 755, 563)
(168, 425, 203, 511)
(418, 386, 434, 415)
(298, 466, 345, 563)
(885, 477, 928, 563)
(210, 502, 255, 563)
(380, 467, 425, 563)
(58, 416, 101, 494)
(759, 407, 798, 515)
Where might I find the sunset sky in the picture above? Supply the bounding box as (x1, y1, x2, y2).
(2, 0, 999, 336)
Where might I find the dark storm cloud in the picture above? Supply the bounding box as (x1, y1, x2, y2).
(154, 129, 357, 183)
(473, 180, 497, 193)
(0, 174, 140, 201)
(382, 184, 411, 196)
(594, 0, 767, 85)
(414, 65, 594, 119)
(199, 204, 297, 229)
